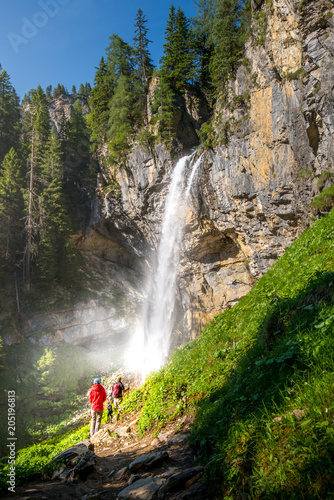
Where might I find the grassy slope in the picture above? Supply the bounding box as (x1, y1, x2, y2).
(124, 210, 334, 499)
(1, 211, 333, 497)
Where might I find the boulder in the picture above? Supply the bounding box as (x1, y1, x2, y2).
(158, 466, 204, 497)
(113, 466, 128, 481)
(118, 477, 166, 500)
(90, 428, 111, 444)
(128, 451, 169, 473)
(49, 442, 96, 483)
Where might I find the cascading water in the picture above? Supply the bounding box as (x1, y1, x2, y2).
(126, 154, 202, 378)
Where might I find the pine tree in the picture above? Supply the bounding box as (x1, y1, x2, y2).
(192, 0, 216, 90)
(29, 86, 50, 146)
(152, 76, 176, 141)
(212, 0, 251, 88)
(53, 83, 67, 98)
(23, 85, 50, 287)
(0, 148, 25, 272)
(36, 130, 76, 286)
(108, 75, 134, 161)
(193, 0, 217, 39)
(105, 34, 146, 160)
(71, 85, 77, 95)
(105, 34, 134, 83)
(62, 100, 91, 204)
(78, 83, 85, 95)
(67, 100, 90, 155)
(0, 66, 21, 165)
(87, 57, 114, 143)
(160, 5, 195, 89)
(84, 82, 91, 95)
(46, 85, 52, 99)
(133, 9, 154, 84)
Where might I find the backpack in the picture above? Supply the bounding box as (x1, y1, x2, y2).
(112, 382, 122, 397)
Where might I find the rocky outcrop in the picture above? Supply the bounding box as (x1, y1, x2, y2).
(48, 94, 90, 132)
(85, 0, 334, 343)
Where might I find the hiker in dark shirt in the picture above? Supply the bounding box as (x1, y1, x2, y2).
(112, 376, 127, 420)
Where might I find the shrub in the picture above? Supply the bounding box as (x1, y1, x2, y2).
(311, 185, 334, 214)
(317, 171, 333, 192)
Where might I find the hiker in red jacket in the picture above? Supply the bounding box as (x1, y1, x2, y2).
(89, 378, 107, 438)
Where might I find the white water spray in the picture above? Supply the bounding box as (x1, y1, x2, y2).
(126, 154, 202, 378)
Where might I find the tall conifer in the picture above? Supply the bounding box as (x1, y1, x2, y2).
(192, 0, 216, 90)
(0, 148, 25, 272)
(87, 57, 113, 143)
(106, 34, 134, 83)
(0, 66, 21, 165)
(212, 0, 251, 88)
(36, 131, 76, 286)
(23, 86, 50, 287)
(108, 75, 134, 161)
(63, 100, 90, 189)
(160, 5, 195, 89)
(133, 9, 154, 84)
(152, 77, 176, 141)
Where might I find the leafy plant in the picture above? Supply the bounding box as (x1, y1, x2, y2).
(317, 171, 333, 192)
(311, 185, 334, 215)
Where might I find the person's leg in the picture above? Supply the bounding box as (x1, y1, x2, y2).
(113, 397, 122, 420)
(90, 410, 97, 438)
(95, 410, 103, 433)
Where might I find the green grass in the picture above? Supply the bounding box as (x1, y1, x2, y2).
(123, 209, 334, 498)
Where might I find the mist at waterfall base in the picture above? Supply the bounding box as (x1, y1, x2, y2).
(125, 154, 202, 379)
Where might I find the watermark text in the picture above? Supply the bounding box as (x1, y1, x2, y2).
(7, 391, 16, 493)
(8, 0, 72, 54)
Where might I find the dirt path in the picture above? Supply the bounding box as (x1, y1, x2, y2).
(3, 412, 206, 500)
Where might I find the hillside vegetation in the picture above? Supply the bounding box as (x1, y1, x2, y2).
(2, 210, 333, 497)
(122, 209, 334, 498)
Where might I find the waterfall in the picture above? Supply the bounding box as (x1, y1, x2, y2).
(126, 154, 202, 378)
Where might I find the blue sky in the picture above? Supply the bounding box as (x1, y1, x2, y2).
(1, 0, 197, 99)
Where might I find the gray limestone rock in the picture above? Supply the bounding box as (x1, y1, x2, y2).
(128, 451, 169, 473)
(117, 477, 166, 500)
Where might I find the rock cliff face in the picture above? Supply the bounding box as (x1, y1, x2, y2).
(84, 0, 334, 348)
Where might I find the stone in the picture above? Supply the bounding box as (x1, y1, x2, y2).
(158, 466, 204, 496)
(50, 442, 90, 463)
(127, 474, 141, 485)
(117, 477, 166, 500)
(291, 409, 307, 420)
(68, 450, 96, 482)
(128, 451, 169, 473)
(114, 425, 131, 437)
(113, 466, 128, 481)
(90, 429, 111, 444)
(167, 434, 188, 446)
(157, 430, 174, 443)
